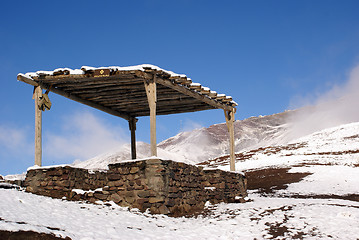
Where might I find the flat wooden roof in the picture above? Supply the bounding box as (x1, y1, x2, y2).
(17, 64, 237, 120)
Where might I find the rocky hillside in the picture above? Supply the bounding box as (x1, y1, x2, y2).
(157, 110, 296, 163)
(73, 111, 296, 169)
(199, 121, 359, 172)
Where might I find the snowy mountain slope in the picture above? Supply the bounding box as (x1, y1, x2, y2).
(199, 122, 359, 202)
(158, 111, 295, 164)
(73, 111, 296, 170)
(72, 142, 196, 170)
(2, 120, 359, 239)
(202, 121, 359, 171)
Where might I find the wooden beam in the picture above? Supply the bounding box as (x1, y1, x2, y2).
(18, 75, 132, 121)
(34, 86, 42, 166)
(156, 77, 234, 111)
(224, 110, 235, 171)
(128, 118, 137, 159)
(144, 75, 157, 157)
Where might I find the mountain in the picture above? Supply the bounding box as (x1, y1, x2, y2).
(72, 141, 196, 170)
(73, 111, 296, 169)
(158, 110, 296, 163)
(3, 121, 359, 240)
(73, 109, 359, 171)
(200, 121, 359, 171)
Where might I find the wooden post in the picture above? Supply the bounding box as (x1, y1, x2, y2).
(144, 74, 157, 156)
(34, 86, 42, 166)
(129, 117, 137, 159)
(224, 109, 235, 171)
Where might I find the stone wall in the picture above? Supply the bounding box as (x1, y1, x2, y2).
(24, 159, 247, 216)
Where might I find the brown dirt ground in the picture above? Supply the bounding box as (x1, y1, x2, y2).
(244, 167, 312, 194)
(244, 166, 359, 202)
(0, 230, 71, 240)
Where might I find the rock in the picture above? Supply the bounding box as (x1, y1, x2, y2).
(125, 196, 135, 204)
(130, 167, 140, 174)
(136, 198, 148, 205)
(94, 193, 107, 200)
(109, 193, 122, 203)
(136, 190, 151, 198)
(149, 197, 164, 203)
(158, 205, 170, 215)
(165, 198, 178, 207)
(107, 174, 121, 181)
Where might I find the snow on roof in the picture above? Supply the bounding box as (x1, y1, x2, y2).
(18, 64, 238, 107)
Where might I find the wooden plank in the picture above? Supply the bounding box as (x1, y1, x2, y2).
(132, 104, 213, 117)
(215, 94, 226, 100)
(199, 87, 211, 94)
(18, 75, 132, 121)
(172, 77, 192, 85)
(144, 75, 157, 157)
(73, 85, 176, 97)
(113, 102, 211, 114)
(189, 85, 202, 90)
(34, 86, 42, 166)
(224, 110, 235, 171)
(208, 91, 217, 98)
(104, 96, 197, 106)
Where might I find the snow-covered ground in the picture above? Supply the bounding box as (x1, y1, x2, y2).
(1, 189, 358, 240)
(213, 122, 359, 172)
(1, 122, 359, 239)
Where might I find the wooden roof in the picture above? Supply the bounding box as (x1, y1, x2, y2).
(17, 65, 237, 121)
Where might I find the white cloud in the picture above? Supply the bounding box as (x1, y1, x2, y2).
(44, 111, 129, 161)
(288, 63, 359, 139)
(180, 118, 204, 132)
(0, 125, 31, 153)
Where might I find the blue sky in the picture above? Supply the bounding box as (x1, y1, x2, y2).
(1, 0, 359, 175)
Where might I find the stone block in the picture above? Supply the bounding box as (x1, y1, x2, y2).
(149, 197, 164, 203)
(136, 190, 151, 198)
(125, 196, 136, 204)
(107, 174, 122, 181)
(136, 198, 148, 205)
(109, 193, 122, 203)
(94, 193, 107, 200)
(130, 167, 140, 174)
(158, 205, 170, 215)
(118, 168, 130, 175)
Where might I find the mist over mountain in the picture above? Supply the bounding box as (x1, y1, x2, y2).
(73, 110, 304, 169)
(158, 111, 296, 163)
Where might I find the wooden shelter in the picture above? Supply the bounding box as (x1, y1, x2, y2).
(17, 64, 238, 170)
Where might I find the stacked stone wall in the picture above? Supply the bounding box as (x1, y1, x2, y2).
(24, 159, 247, 216)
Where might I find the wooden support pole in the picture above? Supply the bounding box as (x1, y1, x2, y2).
(34, 86, 42, 166)
(144, 75, 157, 157)
(129, 117, 138, 159)
(224, 109, 235, 171)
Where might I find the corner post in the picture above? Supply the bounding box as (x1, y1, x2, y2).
(34, 86, 42, 166)
(129, 117, 138, 159)
(224, 109, 235, 171)
(144, 74, 157, 157)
